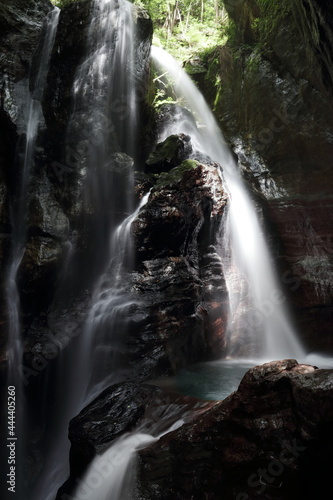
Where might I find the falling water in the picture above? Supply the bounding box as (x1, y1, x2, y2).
(32, 2, 143, 499)
(83, 190, 151, 403)
(68, 0, 136, 228)
(151, 45, 305, 362)
(6, 6, 60, 382)
(3, 8, 59, 500)
(72, 419, 184, 500)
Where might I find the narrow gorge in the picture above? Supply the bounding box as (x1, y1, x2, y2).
(0, 1, 332, 499)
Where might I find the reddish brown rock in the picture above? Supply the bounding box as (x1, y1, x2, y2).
(137, 359, 333, 500)
(267, 198, 333, 352)
(128, 158, 229, 378)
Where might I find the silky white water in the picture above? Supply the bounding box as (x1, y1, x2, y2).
(6, 6, 60, 382)
(72, 420, 184, 500)
(151, 45, 305, 362)
(83, 190, 151, 404)
(3, 9, 60, 500)
(32, 2, 139, 499)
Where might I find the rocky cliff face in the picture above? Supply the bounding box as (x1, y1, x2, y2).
(203, 0, 333, 352)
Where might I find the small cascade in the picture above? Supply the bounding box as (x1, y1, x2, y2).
(83, 191, 151, 403)
(72, 419, 184, 500)
(72, 433, 157, 500)
(151, 45, 305, 362)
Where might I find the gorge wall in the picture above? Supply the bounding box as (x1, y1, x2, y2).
(200, 0, 333, 353)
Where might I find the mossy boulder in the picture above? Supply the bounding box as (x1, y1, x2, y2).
(154, 159, 200, 188)
(145, 133, 193, 174)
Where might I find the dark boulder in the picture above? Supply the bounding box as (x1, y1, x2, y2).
(145, 133, 193, 174)
(56, 381, 213, 499)
(137, 359, 333, 500)
(128, 157, 229, 379)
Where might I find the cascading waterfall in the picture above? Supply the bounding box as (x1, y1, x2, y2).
(3, 9, 59, 499)
(32, 2, 144, 499)
(71, 419, 184, 500)
(17, 2, 333, 499)
(68, 0, 136, 229)
(151, 45, 305, 362)
(83, 190, 151, 403)
(64, 0, 142, 409)
(6, 6, 60, 383)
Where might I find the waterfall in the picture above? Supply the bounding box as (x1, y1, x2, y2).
(4, 8, 59, 498)
(67, 0, 137, 256)
(82, 190, 151, 403)
(71, 419, 184, 500)
(63, 0, 143, 411)
(6, 6, 60, 383)
(151, 45, 305, 362)
(32, 2, 143, 499)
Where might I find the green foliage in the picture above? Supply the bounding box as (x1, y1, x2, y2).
(135, 0, 228, 63)
(51, 0, 84, 7)
(152, 87, 177, 107)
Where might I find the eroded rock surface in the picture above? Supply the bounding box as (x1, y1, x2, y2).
(128, 146, 229, 379)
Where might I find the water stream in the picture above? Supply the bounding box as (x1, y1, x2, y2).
(151, 45, 306, 363)
(3, 8, 59, 499)
(72, 419, 184, 500)
(6, 5, 60, 385)
(32, 2, 141, 498)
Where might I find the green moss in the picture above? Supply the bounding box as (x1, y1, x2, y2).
(154, 160, 199, 188)
(256, 0, 291, 44)
(51, 0, 85, 8)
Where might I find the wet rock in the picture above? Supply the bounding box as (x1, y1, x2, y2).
(137, 359, 333, 500)
(17, 235, 64, 321)
(0, 0, 52, 122)
(128, 158, 229, 379)
(56, 381, 213, 499)
(0, 0, 53, 347)
(134, 171, 155, 199)
(266, 198, 333, 353)
(135, 159, 226, 260)
(145, 133, 193, 174)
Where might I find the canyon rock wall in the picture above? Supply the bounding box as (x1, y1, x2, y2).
(203, 0, 333, 352)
